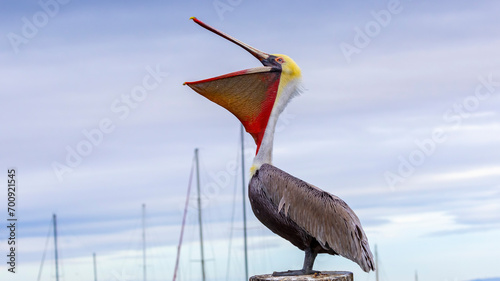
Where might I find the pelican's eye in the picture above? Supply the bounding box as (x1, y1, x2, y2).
(275, 57, 285, 64)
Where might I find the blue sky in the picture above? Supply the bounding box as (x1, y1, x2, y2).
(1, 1, 500, 281)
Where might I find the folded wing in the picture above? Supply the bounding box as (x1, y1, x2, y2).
(257, 164, 375, 272)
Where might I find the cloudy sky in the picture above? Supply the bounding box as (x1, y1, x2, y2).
(1, 1, 500, 281)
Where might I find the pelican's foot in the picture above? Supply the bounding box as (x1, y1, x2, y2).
(272, 269, 320, 276)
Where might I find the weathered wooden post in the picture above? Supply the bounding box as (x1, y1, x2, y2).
(250, 271, 353, 281)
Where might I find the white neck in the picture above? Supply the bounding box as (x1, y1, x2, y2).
(251, 78, 301, 172)
(252, 106, 280, 167)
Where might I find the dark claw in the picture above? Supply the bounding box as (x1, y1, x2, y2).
(272, 269, 321, 276)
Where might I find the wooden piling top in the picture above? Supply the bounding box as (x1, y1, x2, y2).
(250, 271, 353, 281)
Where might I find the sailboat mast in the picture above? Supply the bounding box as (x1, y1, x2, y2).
(142, 203, 147, 281)
(195, 148, 206, 281)
(172, 154, 196, 281)
(240, 125, 249, 281)
(93, 252, 97, 281)
(375, 244, 379, 281)
(53, 214, 60, 281)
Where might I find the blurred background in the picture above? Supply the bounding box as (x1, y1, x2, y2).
(1, 1, 500, 281)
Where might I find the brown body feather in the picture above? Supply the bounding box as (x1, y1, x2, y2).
(249, 164, 375, 272)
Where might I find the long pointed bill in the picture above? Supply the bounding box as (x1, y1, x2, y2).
(184, 18, 281, 153)
(189, 17, 269, 62)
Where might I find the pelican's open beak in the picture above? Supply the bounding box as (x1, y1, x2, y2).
(184, 17, 281, 153)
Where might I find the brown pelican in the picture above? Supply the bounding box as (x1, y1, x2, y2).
(184, 17, 375, 276)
